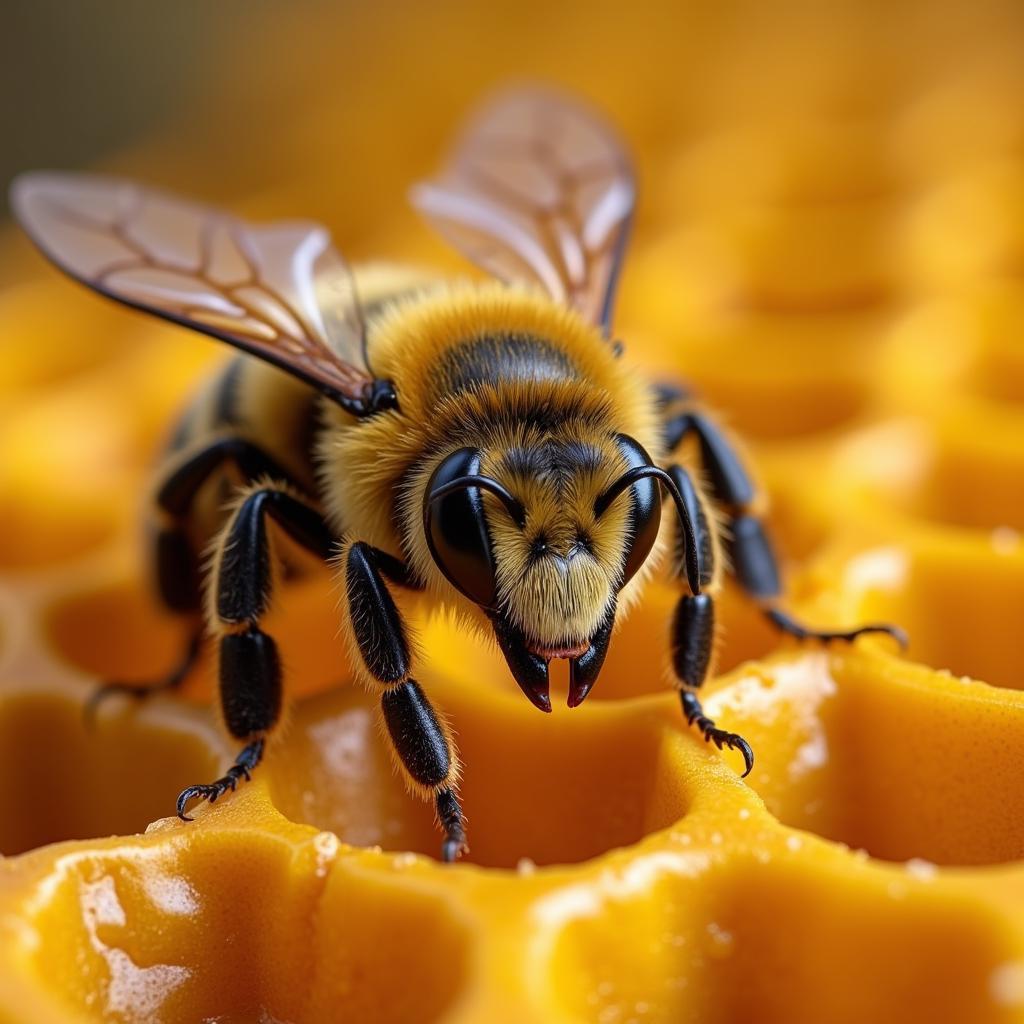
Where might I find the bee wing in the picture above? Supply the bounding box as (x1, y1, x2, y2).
(10, 171, 374, 403)
(410, 88, 635, 333)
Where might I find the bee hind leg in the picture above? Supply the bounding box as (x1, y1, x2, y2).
(85, 627, 204, 724)
(87, 437, 301, 719)
(176, 482, 335, 821)
(84, 522, 207, 721)
(342, 540, 467, 862)
(665, 464, 754, 778)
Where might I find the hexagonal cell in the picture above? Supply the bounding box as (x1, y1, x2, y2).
(0, 386, 141, 571)
(626, 302, 884, 442)
(881, 282, 1024, 411)
(901, 163, 1024, 289)
(710, 647, 1024, 865)
(826, 536, 1024, 692)
(15, 830, 470, 1024)
(45, 580, 208, 697)
(0, 496, 116, 570)
(874, 289, 1024, 528)
(0, 691, 223, 855)
(911, 415, 1024, 533)
(0, 328, 217, 574)
(551, 851, 1019, 1024)
(704, 200, 900, 310)
(894, 70, 1024, 181)
(953, 281, 1024, 405)
(44, 574, 346, 703)
(268, 683, 698, 869)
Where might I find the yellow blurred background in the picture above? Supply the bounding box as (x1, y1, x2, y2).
(8, 0, 1024, 387)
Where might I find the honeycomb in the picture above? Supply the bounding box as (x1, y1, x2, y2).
(3, 2, 1024, 1022)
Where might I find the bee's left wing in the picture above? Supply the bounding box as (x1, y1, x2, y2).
(410, 88, 635, 335)
(11, 172, 387, 413)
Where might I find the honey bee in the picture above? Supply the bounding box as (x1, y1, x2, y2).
(11, 89, 903, 861)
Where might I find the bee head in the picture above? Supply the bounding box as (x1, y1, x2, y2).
(423, 434, 662, 711)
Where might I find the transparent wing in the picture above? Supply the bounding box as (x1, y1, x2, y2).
(10, 171, 374, 403)
(410, 88, 635, 333)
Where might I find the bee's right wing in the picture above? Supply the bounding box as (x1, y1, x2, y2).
(10, 172, 381, 409)
(410, 88, 636, 335)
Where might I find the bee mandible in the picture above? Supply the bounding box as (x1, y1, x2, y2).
(11, 89, 904, 861)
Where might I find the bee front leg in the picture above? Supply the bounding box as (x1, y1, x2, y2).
(176, 481, 336, 821)
(342, 541, 467, 863)
(665, 464, 754, 778)
(666, 411, 906, 648)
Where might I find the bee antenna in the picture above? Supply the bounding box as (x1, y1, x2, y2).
(594, 465, 700, 594)
(593, 465, 672, 516)
(426, 475, 527, 528)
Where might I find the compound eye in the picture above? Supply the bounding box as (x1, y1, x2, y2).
(424, 448, 500, 607)
(613, 435, 662, 586)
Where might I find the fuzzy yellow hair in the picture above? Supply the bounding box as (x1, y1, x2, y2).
(317, 272, 667, 642)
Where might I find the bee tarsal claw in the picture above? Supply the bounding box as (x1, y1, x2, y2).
(436, 788, 468, 864)
(441, 839, 469, 863)
(703, 728, 754, 777)
(722, 733, 755, 779)
(175, 738, 265, 823)
(175, 785, 212, 822)
(679, 692, 754, 778)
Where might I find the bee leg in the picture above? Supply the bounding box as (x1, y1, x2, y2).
(729, 516, 908, 646)
(653, 381, 691, 412)
(669, 412, 907, 648)
(85, 522, 205, 716)
(665, 464, 754, 778)
(176, 483, 335, 821)
(88, 437, 302, 717)
(176, 737, 265, 821)
(343, 541, 467, 862)
(84, 628, 204, 725)
(155, 435, 301, 521)
(658, 390, 695, 452)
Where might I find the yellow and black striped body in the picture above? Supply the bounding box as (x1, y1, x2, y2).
(160, 358, 320, 553)
(141, 265, 899, 856)
(155, 267, 671, 643)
